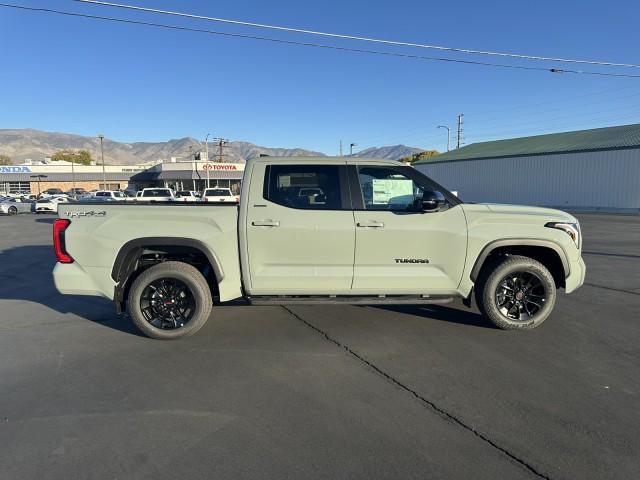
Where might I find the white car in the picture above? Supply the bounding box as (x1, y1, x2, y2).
(35, 195, 73, 213)
(0, 197, 33, 215)
(175, 190, 201, 202)
(140, 188, 176, 202)
(202, 188, 238, 203)
(94, 190, 127, 201)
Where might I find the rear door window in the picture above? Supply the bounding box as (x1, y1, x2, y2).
(264, 165, 345, 210)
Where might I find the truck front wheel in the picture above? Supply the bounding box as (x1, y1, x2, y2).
(476, 255, 556, 330)
(127, 261, 213, 339)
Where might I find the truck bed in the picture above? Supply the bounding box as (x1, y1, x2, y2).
(55, 202, 243, 302)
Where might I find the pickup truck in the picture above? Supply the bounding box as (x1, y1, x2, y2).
(53, 157, 586, 339)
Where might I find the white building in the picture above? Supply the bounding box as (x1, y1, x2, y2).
(414, 123, 640, 212)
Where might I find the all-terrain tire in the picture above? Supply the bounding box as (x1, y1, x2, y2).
(127, 261, 213, 340)
(475, 255, 556, 330)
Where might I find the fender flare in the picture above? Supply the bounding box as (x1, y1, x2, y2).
(111, 237, 225, 285)
(469, 238, 570, 282)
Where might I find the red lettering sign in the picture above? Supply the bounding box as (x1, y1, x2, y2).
(202, 164, 238, 171)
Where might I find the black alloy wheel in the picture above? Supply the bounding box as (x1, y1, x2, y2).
(127, 261, 213, 339)
(140, 278, 196, 329)
(495, 271, 547, 321)
(475, 255, 557, 330)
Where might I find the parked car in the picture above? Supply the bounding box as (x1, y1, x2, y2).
(40, 188, 65, 198)
(202, 188, 238, 203)
(93, 190, 127, 201)
(53, 156, 586, 340)
(0, 197, 33, 215)
(139, 188, 176, 202)
(175, 190, 201, 202)
(66, 187, 87, 198)
(36, 195, 74, 213)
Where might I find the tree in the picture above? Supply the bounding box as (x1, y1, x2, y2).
(51, 149, 93, 165)
(0, 154, 11, 165)
(399, 150, 440, 164)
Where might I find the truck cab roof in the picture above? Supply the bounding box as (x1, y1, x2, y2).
(247, 156, 405, 167)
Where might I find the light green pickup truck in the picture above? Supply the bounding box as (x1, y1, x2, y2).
(53, 157, 585, 339)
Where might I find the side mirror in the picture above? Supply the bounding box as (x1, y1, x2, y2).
(421, 190, 446, 211)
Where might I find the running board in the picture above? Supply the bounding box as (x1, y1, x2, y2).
(245, 295, 457, 306)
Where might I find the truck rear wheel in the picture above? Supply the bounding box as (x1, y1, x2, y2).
(127, 261, 213, 339)
(476, 255, 556, 330)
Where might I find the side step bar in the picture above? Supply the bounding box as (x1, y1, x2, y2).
(245, 294, 457, 306)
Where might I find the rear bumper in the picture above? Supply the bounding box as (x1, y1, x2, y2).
(565, 257, 586, 294)
(53, 262, 113, 299)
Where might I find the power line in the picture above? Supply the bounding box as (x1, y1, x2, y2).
(76, 0, 640, 70)
(1, 3, 639, 78)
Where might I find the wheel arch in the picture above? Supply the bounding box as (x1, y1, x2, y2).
(470, 239, 569, 289)
(111, 237, 224, 313)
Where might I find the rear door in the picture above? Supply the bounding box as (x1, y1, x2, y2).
(349, 164, 467, 294)
(244, 162, 355, 295)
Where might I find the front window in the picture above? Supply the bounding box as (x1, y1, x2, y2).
(356, 166, 428, 211)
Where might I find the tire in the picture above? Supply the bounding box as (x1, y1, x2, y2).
(8, 206, 18, 216)
(127, 261, 213, 340)
(475, 255, 556, 330)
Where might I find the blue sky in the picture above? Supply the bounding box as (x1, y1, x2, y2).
(1, 0, 639, 154)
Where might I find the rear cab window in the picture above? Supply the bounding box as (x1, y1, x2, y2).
(143, 189, 172, 197)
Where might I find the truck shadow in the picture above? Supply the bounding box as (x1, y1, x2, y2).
(0, 244, 143, 337)
(369, 304, 498, 329)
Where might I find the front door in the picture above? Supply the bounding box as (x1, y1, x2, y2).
(245, 162, 355, 295)
(350, 165, 467, 294)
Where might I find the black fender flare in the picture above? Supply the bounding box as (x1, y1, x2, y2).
(111, 237, 225, 314)
(469, 238, 570, 282)
(111, 237, 225, 285)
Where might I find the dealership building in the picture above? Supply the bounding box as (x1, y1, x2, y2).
(414, 123, 640, 212)
(0, 159, 245, 195)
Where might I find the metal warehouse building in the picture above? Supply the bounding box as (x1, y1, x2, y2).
(414, 123, 640, 212)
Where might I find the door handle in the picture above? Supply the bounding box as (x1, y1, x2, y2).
(252, 220, 280, 227)
(356, 221, 384, 228)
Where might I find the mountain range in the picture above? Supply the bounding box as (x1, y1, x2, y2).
(0, 129, 424, 165)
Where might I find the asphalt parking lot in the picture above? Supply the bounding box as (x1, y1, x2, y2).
(1, 213, 639, 480)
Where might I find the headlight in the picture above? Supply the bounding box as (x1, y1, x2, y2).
(545, 221, 581, 249)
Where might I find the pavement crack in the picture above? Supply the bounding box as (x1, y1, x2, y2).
(282, 305, 551, 480)
(584, 282, 640, 296)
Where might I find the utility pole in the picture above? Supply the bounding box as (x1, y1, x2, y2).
(456, 114, 464, 149)
(98, 134, 105, 188)
(437, 125, 451, 152)
(70, 151, 76, 195)
(350, 143, 356, 156)
(204, 133, 211, 189)
(213, 138, 228, 162)
(339, 140, 343, 156)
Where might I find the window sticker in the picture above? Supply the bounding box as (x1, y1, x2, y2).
(371, 179, 414, 204)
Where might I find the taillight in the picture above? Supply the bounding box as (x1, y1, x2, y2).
(53, 218, 74, 263)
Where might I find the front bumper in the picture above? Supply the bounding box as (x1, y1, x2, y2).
(565, 256, 586, 294)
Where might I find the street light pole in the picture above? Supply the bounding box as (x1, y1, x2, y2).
(437, 125, 451, 152)
(205, 133, 211, 189)
(71, 152, 76, 195)
(350, 143, 356, 156)
(98, 134, 106, 189)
